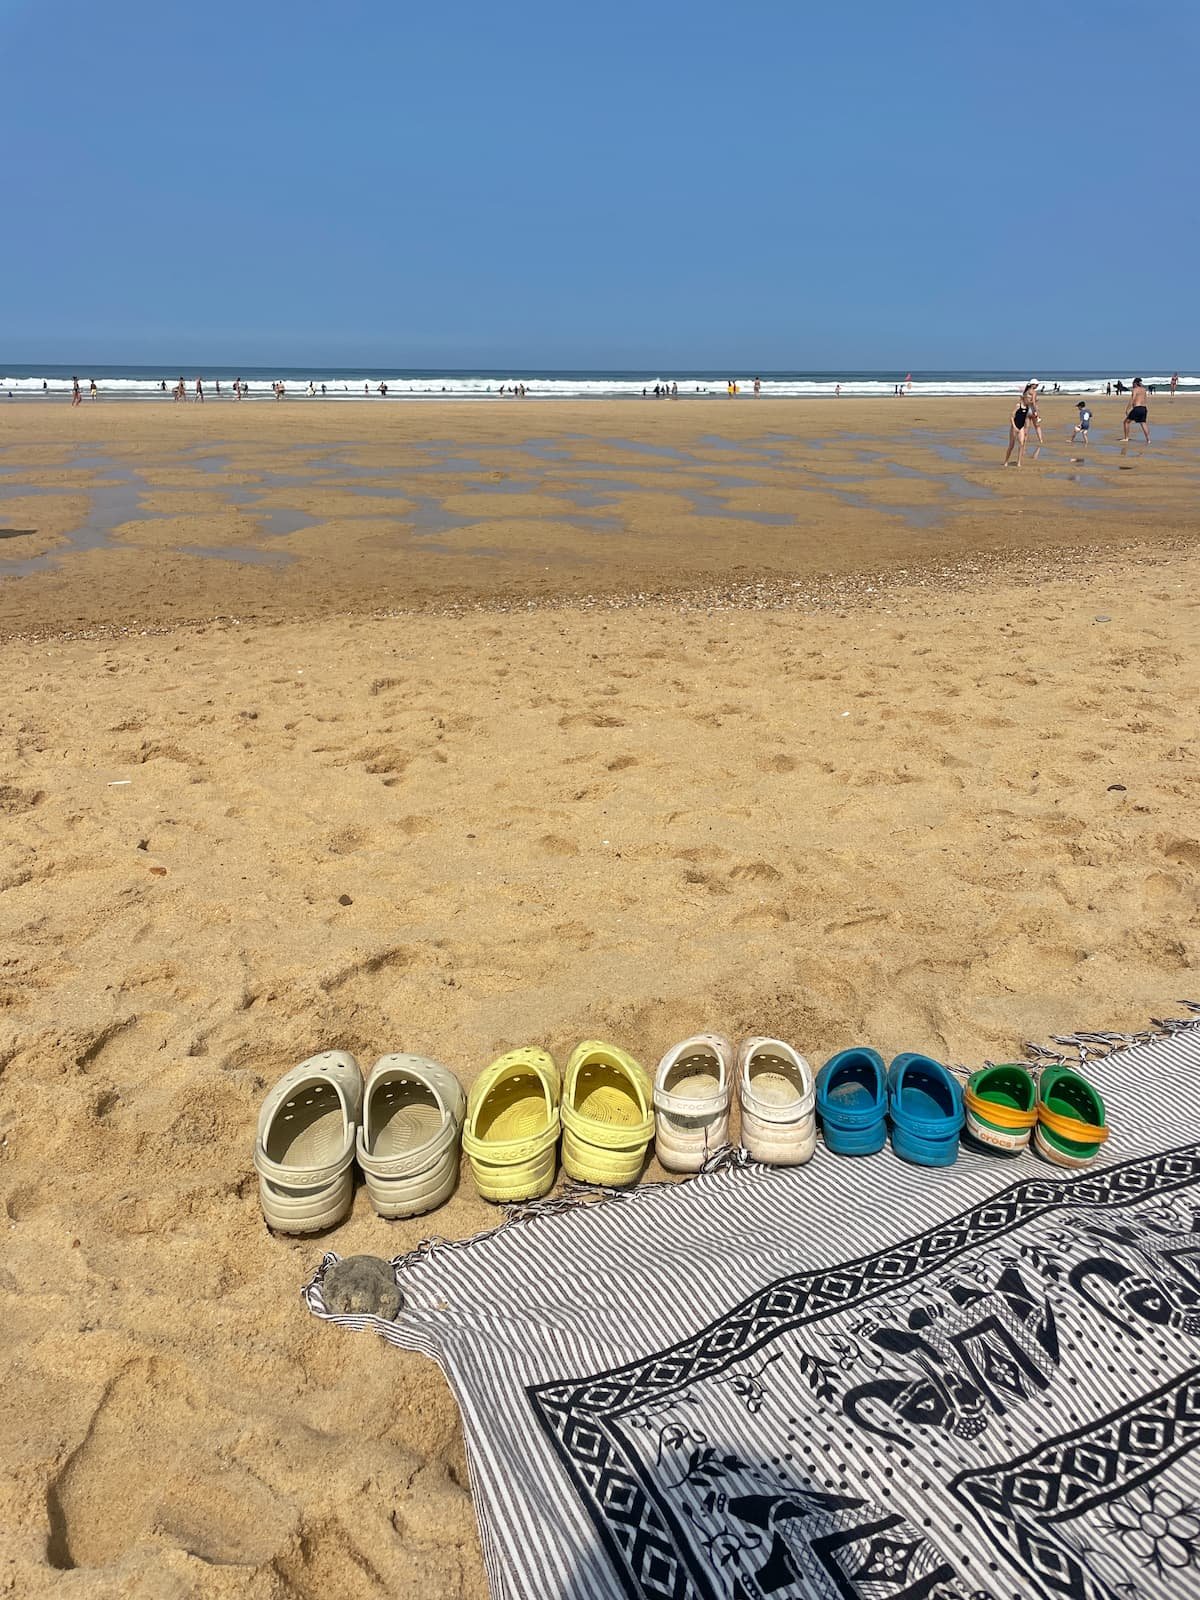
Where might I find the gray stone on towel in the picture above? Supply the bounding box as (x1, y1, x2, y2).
(323, 1254, 403, 1319)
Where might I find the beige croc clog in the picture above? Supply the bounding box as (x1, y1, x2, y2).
(738, 1036, 816, 1166)
(253, 1050, 363, 1233)
(356, 1054, 466, 1219)
(653, 1034, 734, 1172)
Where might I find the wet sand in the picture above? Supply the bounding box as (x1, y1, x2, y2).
(2, 396, 1197, 637)
(1, 398, 1198, 1598)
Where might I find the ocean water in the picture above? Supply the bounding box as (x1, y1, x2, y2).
(0, 365, 1194, 402)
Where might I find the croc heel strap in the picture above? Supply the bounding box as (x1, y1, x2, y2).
(816, 1048, 888, 1155)
(1035, 1064, 1108, 1168)
(888, 1053, 964, 1167)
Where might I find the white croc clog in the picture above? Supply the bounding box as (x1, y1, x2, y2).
(653, 1034, 734, 1172)
(253, 1050, 363, 1233)
(356, 1054, 466, 1219)
(738, 1036, 816, 1166)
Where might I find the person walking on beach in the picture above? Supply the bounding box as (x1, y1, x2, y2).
(835, 383, 841, 398)
(89, 378, 98, 400)
(1025, 381, 1044, 450)
(195, 377, 204, 403)
(1004, 384, 1034, 466)
(1123, 377, 1151, 443)
(1170, 371, 1179, 399)
(753, 376, 761, 396)
(1071, 401, 1092, 449)
(71, 375, 82, 407)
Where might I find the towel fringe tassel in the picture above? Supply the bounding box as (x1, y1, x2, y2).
(1024, 1000, 1200, 1067)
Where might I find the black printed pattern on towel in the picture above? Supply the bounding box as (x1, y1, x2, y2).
(531, 1146, 1200, 1600)
(954, 1369, 1200, 1599)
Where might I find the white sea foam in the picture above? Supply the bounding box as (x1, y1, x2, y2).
(0, 373, 1194, 401)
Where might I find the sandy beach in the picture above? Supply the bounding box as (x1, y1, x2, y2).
(2, 399, 1198, 1598)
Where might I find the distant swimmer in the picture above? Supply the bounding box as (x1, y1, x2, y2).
(1004, 385, 1034, 467)
(378, 382, 388, 396)
(364, 382, 369, 395)
(160, 379, 166, 392)
(321, 383, 327, 396)
(753, 376, 761, 397)
(195, 377, 204, 403)
(1123, 377, 1151, 443)
(1071, 401, 1092, 448)
(671, 381, 678, 398)
(215, 378, 221, 396)
(835, 383, 841, 398)
(43, 379, 48, 392)
(1170, 371, 1179, 399)
(89, 378, 98, 399)
(72, 375, 82, 407)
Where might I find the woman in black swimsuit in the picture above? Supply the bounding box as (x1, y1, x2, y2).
(1004, 385, 1034, 467)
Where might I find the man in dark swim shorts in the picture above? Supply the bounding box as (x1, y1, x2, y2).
(1122, 377, 1151, 443)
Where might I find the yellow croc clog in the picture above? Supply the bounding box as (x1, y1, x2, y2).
(561, 1041, 654, 1187)
(462, 1048, 560, 1203)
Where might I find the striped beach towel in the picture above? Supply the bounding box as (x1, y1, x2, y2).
(306, 1018, 1200, 1600)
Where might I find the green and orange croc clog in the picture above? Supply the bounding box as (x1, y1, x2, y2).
(1034, 1064, 1108, 1168)
(964, 1063, 1037, 1155)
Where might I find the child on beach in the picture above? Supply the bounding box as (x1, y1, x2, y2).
(1004, 384, 1035, 467)
(1071, 402, 1092, 447)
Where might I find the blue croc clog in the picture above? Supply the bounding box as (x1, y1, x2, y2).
(887, 1053, 964, 1166)
(816, 1048, 888, 1155)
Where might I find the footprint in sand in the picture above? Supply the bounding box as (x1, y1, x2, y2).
(45, 1363, 289, 1572)
(756, 753, 797, 774)
(539, 833, 580, 856)
(0, 784, 45, 813)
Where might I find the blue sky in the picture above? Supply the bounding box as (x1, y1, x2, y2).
(2, 0, 1195, 369)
